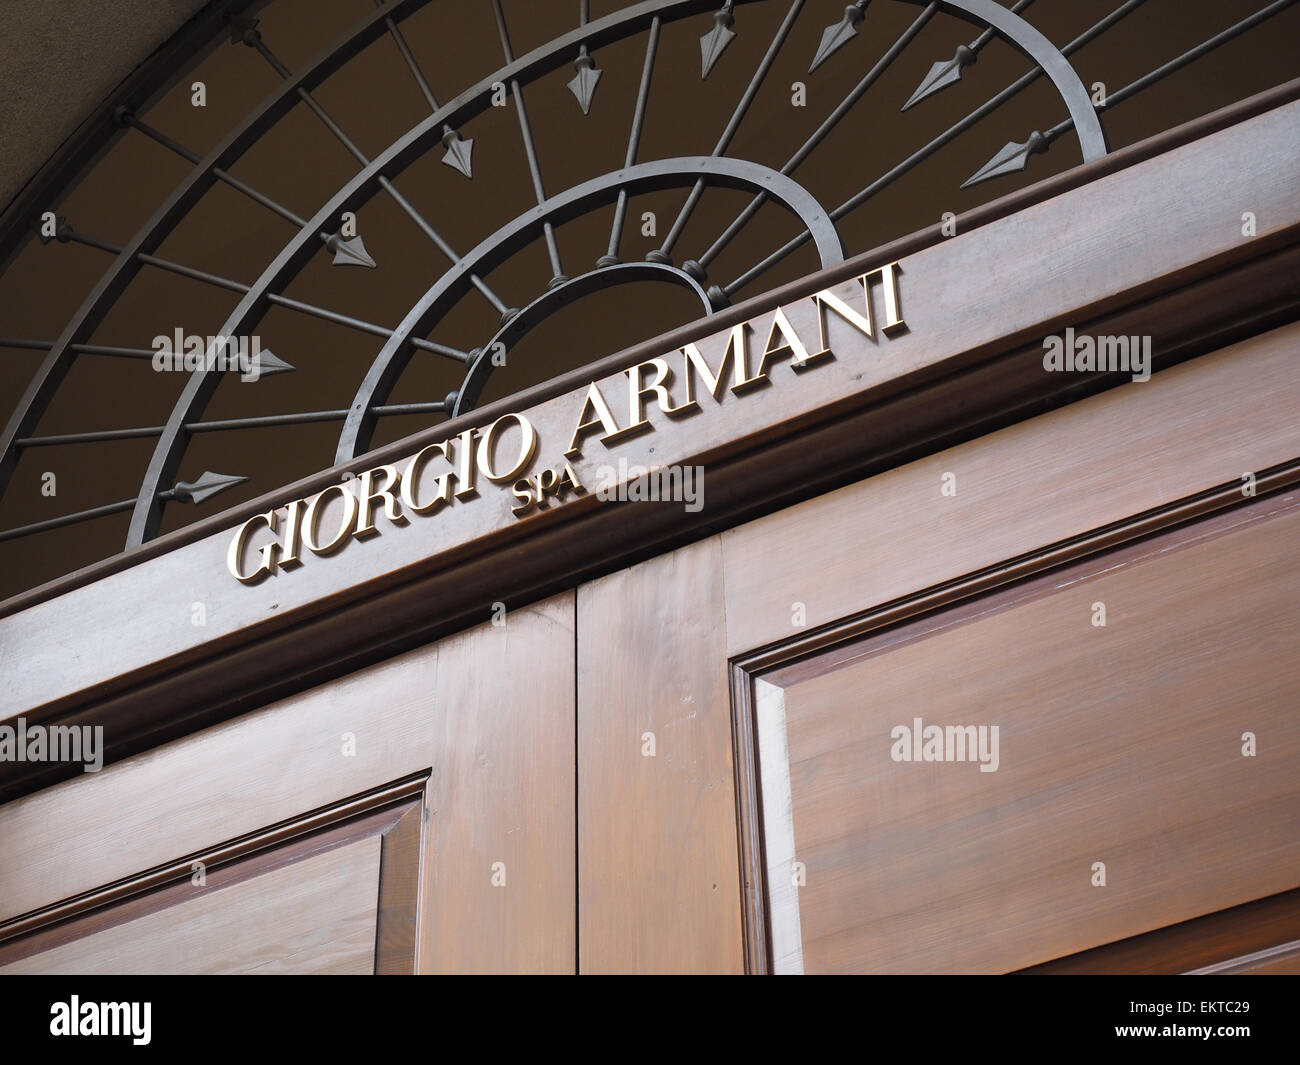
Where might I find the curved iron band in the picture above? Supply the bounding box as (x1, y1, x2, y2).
(923, 0, 1107, 160)
(454, 262, 713, 417)
(119, 0, 755, 548)
(336, 156, 842, 462)
(0, 0, 441, 507)
(122, 0, 1101, 545)
(0, 1, 262, 274)
(0, 0, 724, 549)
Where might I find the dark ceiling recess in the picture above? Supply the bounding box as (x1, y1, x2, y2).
(0, 0, 1297, 602)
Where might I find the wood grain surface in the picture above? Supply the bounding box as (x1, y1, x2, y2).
(1, 596, 579, 973)
(1, 836, 380, 975)
(3, 98, 1296, 804)
(417, 592, 576, 974)
(1021, 887, 1300, 974)
(722, 322, 1300, 655)
(577, 537, 744, 973)
(763, 497, 1300, 973)
(0, 641, 437, 924)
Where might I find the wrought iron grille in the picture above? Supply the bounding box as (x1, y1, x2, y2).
(0, 0, 1296, 599)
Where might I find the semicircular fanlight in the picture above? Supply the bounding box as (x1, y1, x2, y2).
(0, 0, 1295, 597)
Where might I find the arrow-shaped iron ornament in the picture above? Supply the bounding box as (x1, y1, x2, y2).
(441, 126, 474, 178)
(250, 349, 294, 376)
(961, 129, 1049, 188)
(700, 2, 736, 78)
(903, 44, 976, 110)
(810, 1, 869, 74)
(567, 46, 603, 114)
(327, 232, 376, 268)
(170, 471, 248, 506)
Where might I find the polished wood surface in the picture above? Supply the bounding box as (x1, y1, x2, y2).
(1, 836, 380, 975)
(1229, 949, 1300, 974)
(567, 324, 1300, 973)
(0, 785, 418, 964)
(578, 537, 743, 974)
(756, 496, 1300, 973)
(722, 322, 1300, 656)
(0, 642, 437, 924)
(417, 592, 576, 974)
(375, 802, 422, 975)
(0, 93, 1296, 975)
(1, 595, 577, 975)
(1020, 887, 1300, 975)
(3, 97, 1298, 800)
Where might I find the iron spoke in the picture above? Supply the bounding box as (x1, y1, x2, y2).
(726, 0, 1150, 295)
(696, 2, 937, 272)
(493, 0, 567, 286)
(654, 0, 804, 265)
(599, 16, 663, 267)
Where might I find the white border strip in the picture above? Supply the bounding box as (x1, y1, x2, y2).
(755, 678, 803, 975)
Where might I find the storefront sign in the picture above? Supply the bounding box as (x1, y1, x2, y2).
(227, 262, 904, 583)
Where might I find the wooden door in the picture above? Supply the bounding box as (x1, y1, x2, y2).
(576, 323, 1300, 974)
(0, 593, 577, 975)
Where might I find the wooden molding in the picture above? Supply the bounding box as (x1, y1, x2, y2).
(4, 78, 1298, 621)
(0, 774, 426, 965)
(2, 90, 1299, 802)
(1018, 887, 1300, 975)
(732, 490, 1300, 973)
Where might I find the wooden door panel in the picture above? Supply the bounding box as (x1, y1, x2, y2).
(1, 837, 381, 975)
(574, 328, 1300, 973)
(0, 593, 577, 975)
(745, 495, 1300, 973)
(577, 537, 744, 974)
(720, 324, 1300, 656)
(0, 643, 439, 927)
(418, 592, 576, 974)
(0, 787, 423, 974)
(1021, 887, 1300, 974)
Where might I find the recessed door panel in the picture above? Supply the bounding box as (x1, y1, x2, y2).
(748, 496, 1300, 973)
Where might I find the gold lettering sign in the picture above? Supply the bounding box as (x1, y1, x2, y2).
(226, 263, 905, 583)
